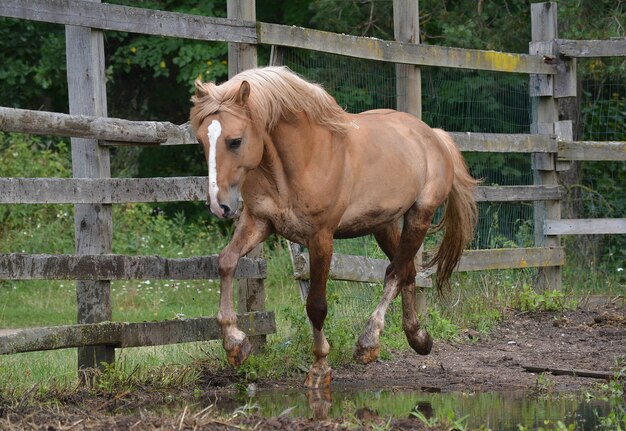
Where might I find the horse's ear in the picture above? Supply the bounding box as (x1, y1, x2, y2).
(194, 79, 208, 98)
(237, 81, 250, 106)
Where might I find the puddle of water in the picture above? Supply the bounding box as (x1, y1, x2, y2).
(214, 388, 610, 430)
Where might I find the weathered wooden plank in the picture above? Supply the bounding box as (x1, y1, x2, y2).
(294, 247, 565, 283)
(0, 254, 266, 280)
(0, 177, 206, 204)
(424, 247, 565, 272)
(544, 219, 626, 235)
(558, 39, 626, 58)
(293, 253, 433, 288)
(0, 0, 558, 75)
(0, 107, 194, 145)
(0, 312, 276, 354)
(475, 186, 562, 202)
(449, 132, 557, 153)
(0, 0, 256, 43)
(522, 364, 615, 379)
(558, 141, 626, 161)
(2, 111, 565, 154)
(258, 23, 555, 75)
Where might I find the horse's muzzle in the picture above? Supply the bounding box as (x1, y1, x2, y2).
(205, 201, 237, 219)
(219, 204, 236, 219)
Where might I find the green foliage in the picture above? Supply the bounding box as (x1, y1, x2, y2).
(532, 373, 557, 397)
(422, 70, 531, 134)
(308, 0, 393, 39)
(517, 420, 576, 431)
(109, 35, 227, 89)
(582, 90, 626, 141)
(0, 133, 74, 254)
(425, 308, 459, 342)
(410, 405, 469, 431)
(516, 285, 576, 313)
(0, 19, 67, 112)
(585, 358, 626, 431)
(0, 133, 70, 178)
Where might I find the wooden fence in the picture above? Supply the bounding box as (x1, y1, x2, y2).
(1, 0, 625, 370)
(0, 0, 276, 371)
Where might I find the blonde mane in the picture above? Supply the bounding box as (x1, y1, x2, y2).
(190, 66, 349, 134)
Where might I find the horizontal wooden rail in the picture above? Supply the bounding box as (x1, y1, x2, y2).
(0, 0, 256, 43)
(0, 107, 195, 146)
(293, 247, 565, 283)
(0, 178, 560, 205)
(450, 132, 557, 153)
(443, 247, 565, 272)
(557, 39, 626, 58)
(0, 253, 265, 280)
(544, 219, 626, 236)
(293, 253, 432, 287)
(6, 109, 624, 162)
(0, 177, 205, 204)
(558, 140, 626, 161)
(0, 311, 276, 355)
(0, 1, 556, 74)
(475, 185, 561, 202)
(258, 23, 555, 74)
(2, 108, 559, 153)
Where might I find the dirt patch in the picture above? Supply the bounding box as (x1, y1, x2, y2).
(333, 306, 625, 394)
(1, 301, 624, 430)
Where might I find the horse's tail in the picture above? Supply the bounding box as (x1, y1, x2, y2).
(427, 129, 479, 292)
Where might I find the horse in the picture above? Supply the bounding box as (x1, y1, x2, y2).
(190, 66, 478, 389)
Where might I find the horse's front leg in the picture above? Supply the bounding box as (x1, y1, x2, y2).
(217, 209, 271, 366)
(304, 232, 334, 389)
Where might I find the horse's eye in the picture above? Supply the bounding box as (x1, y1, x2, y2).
(227, 138, 242, 151)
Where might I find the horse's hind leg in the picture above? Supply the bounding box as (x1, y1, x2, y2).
(396, 203, 435, 355)
(354, 222, 403, 364)
(354, 203, 435, 364)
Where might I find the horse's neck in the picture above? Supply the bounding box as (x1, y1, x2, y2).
(258, 131, 290, 197)
(262, 119, 320, 182)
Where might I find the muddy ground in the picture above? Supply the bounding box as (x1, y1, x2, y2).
(1, 298, 624, 430)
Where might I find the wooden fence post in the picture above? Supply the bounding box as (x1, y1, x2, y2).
(530, 2, 562, 291)
(394, 0, 427, 317)
(394, 0, 421, 118)
(227, 0, 257, 77)
(228, 0, 265, 350)
(65, 0, 114, 374)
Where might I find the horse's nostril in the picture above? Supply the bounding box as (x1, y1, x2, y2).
(220, 204, 232, 217)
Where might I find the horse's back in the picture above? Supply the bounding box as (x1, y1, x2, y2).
(347, 110, 452, 173)
(334, 110, 455, 236)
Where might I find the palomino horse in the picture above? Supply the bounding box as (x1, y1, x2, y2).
(191, 66, 478, 389)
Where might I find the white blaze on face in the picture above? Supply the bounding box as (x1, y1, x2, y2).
(207, 119, 223, 217)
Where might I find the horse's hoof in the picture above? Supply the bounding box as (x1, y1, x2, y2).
(304, 362, 332, 389)
(306, 388, 332, 420)
(226, 336, 252, 366)
(353, 342, 380, 364)
(407, 328, 433, 355)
